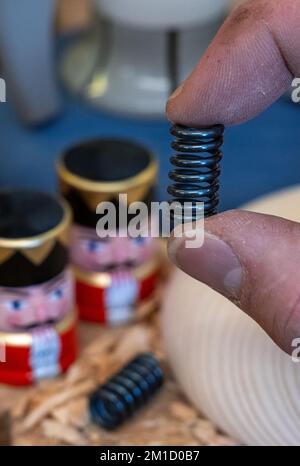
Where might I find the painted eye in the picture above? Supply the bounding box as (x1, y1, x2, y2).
(85, 240, 104, 252)
(51, 288, 64, 301)
(7, 300, 25, 311)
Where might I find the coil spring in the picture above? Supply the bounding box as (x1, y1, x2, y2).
(89, 353, 164, 430)
(168, 124, 225, 221)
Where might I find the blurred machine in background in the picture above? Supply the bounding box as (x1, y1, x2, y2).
(0, 0, 60, 124)
(0, 0, 230, 125)
(61, 0, 228, 117)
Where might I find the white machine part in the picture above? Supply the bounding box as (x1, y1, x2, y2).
(61, 0, 229, 117)
(96, 0, 228, 29)
(0, 0, 231, 123)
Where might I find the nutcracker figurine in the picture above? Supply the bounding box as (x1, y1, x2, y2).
(57, 139, 160, 325)
(0, 190, 77, 385)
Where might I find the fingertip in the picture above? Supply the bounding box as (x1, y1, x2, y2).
(166, 0, 293, 128)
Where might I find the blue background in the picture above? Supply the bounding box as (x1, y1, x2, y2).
(0, 89, 300, 211)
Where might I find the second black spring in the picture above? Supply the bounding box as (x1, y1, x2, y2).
(168, 124, 225, 221)
(89, 353, 164, 430)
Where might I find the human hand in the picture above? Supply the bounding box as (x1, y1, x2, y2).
(167, 0, 300, 354)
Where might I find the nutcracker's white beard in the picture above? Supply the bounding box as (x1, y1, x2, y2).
(29, 327, 61, 381)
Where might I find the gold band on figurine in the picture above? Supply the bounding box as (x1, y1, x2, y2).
(74, 257, 159, 288)
(0, 310, 77, 347)
(0, 198, 72, 253)
(57, 153, 158, 195)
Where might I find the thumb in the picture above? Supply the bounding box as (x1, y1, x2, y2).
(168, 210, 300, 355)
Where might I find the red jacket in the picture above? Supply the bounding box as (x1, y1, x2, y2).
(75, 263, 159, 324)
(0, 313, 77, 386)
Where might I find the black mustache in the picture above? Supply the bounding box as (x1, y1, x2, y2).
(101, 261, 138, 272)
(14, 318, 58, 332)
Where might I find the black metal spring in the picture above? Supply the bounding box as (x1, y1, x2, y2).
(89, 353, 164, 430)
(168, 124, 225, 221)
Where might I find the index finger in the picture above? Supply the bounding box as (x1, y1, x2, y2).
(167, 0, 299, 126)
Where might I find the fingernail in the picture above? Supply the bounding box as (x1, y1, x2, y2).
(168, 81, 185, 101)
(168, 232, 243, 297)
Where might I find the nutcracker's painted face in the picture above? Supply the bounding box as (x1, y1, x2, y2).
(0, 269, 74, 332)
(70, 225, 155, 273)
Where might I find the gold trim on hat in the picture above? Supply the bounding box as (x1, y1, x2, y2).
(22, 240, 56, 265)
(74, 257, 159, 288)
(0, 198, 72, 254)
(57, 150, 158, 199)
(0, 249, 14, 265)
(0, 310, 77, 347)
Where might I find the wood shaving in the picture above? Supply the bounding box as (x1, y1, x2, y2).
(52, 397, 89, 429)
(0, 411, 11, 445)
(111, 325, 151, 364)
(20, 380, 94, 432)
(170, 401, 199, 422)
(209, 435, 240, 446)
(42, 419, 88, 445)
(191, 419, 217, 445)
(12, 391, 33, 419)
